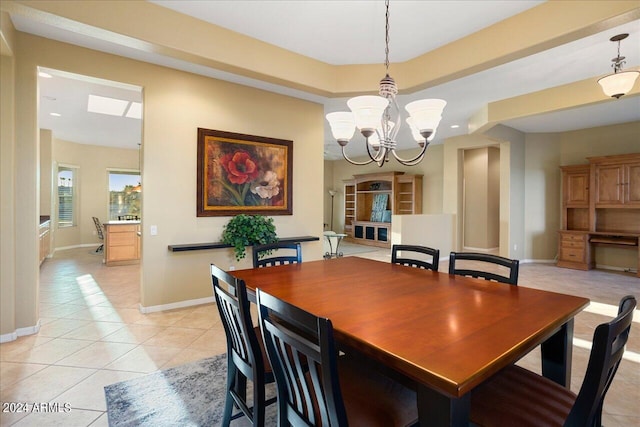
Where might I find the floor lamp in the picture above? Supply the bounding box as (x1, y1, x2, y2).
(328, 190, 336, 231)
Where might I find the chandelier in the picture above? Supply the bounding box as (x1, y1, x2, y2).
(326, 0, 446, 167)
(597, 33, 639, 99)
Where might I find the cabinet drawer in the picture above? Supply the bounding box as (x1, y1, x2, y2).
(561, 240, 585, 249)
(108, 224, 138, 233)
(560, 233, 585, 242)
(560, 247, 585, 262)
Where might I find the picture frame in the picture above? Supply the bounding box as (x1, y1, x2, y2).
(197, 128, 293, 216)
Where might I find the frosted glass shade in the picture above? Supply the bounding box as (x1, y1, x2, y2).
(407, 117, 436, 142)
(347, 96, 389, 131)
(598, 71, 640, 98)
(405, 99, 446, 132)
(326, 112, 356, 141)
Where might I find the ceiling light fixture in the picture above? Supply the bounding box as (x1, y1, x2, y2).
(597, 33, 639, 99)
(326, 0, 445, 167)
(38, 72, 52, 78)
(49, 112, 61, 117)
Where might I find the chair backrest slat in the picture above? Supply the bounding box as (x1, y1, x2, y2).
(448, 252, 519, 285)
(253, 242, 302, 268)
(391, 244, 440, 271)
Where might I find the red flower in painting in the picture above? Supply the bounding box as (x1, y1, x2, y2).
(219, 151, 260, 184)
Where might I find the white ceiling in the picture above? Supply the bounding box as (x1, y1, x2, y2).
(9, 1, 640, 157)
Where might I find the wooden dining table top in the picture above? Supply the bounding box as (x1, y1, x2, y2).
(233, 257, 589, 398)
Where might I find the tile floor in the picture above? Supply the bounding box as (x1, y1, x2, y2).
(1, 246, 638, 426)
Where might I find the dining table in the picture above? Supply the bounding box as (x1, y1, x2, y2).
(233, 257, 590, 426)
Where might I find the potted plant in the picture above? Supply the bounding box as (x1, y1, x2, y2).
(221, 214, 278, 261)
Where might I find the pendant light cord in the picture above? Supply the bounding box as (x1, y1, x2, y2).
(384, 0, 390, 74)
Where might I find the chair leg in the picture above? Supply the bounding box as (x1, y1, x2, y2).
(222, 360, 236, 427)
(253, 378, 266, 427)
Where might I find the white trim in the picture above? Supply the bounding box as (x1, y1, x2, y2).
(53, 243, 101, 252)
(139, 296, 215, 314)
(520, 259, 556, 264)
(0, 320, 41, 343)
(595, 263, 638, 274)
(0, 332, 17, 343)
(462, 246, 499, 253)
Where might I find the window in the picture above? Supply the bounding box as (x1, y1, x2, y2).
(57, 166, 77, 227)
(109, 171, 141, 220)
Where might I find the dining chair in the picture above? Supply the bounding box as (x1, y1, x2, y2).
(470, 295, 636, 427)
(257, 288, 419, 427)
(448, 252, 519, 285)
(391, 244, 440, 271)
(92, 217, 104, 253)
(252, 242, 302, 268)
(211, 264, 275, 426)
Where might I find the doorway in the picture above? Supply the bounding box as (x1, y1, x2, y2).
(38, 67, 143, 294)
(462, 146, 500, 254)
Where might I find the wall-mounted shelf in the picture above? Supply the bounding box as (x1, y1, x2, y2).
(168, 235, 319, 252)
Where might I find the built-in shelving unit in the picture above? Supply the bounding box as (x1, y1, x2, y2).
(343, 172, 422, 248)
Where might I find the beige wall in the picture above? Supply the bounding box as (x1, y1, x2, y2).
(2, 31, 324, 336)
(39, 129, 52, 217)
(522, 121, 640, 268)
(52, 139, 139, 249)
(1, 14, 17, 338)
(463, 147, 500, 250)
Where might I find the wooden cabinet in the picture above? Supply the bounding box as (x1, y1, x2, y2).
(343, 179, 355, 238)
(39, 220, 50, 265)
(560, 165, 590, 231)
(344, 172, 422, 248)
(557, 231, 593, 270)
(591, 154, 640, 207)
(558, 154, 640, 277)
(104, 222, 140, 265)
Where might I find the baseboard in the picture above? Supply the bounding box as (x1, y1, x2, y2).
(0, 320, 41, 343)
(462, 246, 499, 253)
(595, 263, 638, 274)
(54, 243, 101, 252)
(139, 296, 215, 314)
(520, 259, 556, 264)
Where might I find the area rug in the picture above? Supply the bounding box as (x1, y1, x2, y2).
(104, 353, 277, 426)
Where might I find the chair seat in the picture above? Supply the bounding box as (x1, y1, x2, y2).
(339, 355, 418, 427)
(470, 365, 576, 427)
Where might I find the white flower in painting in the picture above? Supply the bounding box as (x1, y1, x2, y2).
(251, 171, 280, 199)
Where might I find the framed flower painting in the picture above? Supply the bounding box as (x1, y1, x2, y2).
(197, 128, 293, 216)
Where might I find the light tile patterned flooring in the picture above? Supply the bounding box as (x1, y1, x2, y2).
(1, 247, 638, 426)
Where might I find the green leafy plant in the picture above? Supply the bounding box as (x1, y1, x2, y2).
(221, 214, 278, 261)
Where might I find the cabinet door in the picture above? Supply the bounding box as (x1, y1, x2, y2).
(565, 172, 589, 206)
(595, 164, 624, 205)
(624, 162, 640, 205)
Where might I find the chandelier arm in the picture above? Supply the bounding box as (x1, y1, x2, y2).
(365, 136, 388, 165)
(390, 142, 429, 166)
(341, 145, 375, 166)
